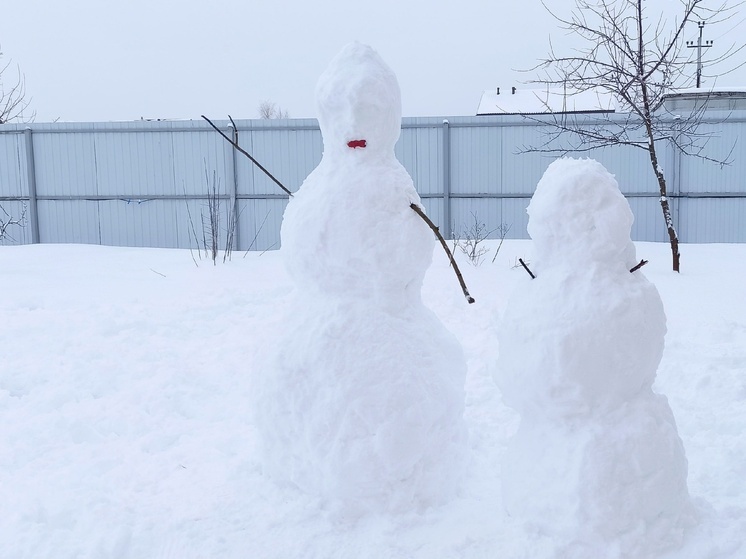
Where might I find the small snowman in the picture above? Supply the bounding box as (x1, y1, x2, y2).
(495, 158, 693, 556)
(252, 43, 468, 516)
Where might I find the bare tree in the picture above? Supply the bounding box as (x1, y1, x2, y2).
(184, 166, 240, 266)
(451, 212, 507, 267)
(0, 47, 34, 124)
(258, 100, 289, 119)
(524, 0, 743, 272)
(0, 203, 27, 243)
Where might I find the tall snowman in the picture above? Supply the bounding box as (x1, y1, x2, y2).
(252, 43, 468, 516)
(495, 158, 694, 556)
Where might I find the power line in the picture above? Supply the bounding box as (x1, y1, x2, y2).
(686, 21, 713, 88)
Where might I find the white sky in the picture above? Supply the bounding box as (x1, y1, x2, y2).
(2, 0, 745, 122)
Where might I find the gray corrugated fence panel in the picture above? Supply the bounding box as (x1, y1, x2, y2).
(577, 143, 661, 196)
(179, 197, 237, 252)
(94, 195, 243, 253)
(237, 198, 288, 252)
(679, 120, 746, 195)
(97, 199, 194, 248)
(237, 129, 322, 196)
(37, 200, 101, 244)
(626, 197, 668, 242)
(679, 198, 746, 243)
(3, 112, 746, 248)
(395, 125, 443, 195)
(450, 197, 530, 240)
(93, 131, 174, 196)
(169, 130, 232, 196)
(0, 131, 27, 199)
(450, 125, 502, 195)
(417, 197, 444, 233)
(233, 119, 322, 196)
(33, 131, 98, 197)
(451, 198, 502, 239)
(501, 198, 531, 239)
(502, 127, 559, 196)
(0, 131, 31, 245)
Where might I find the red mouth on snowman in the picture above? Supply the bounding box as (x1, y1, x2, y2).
(347, 139, 367, 149)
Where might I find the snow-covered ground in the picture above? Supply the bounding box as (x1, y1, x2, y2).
(1, 241, 745, 558)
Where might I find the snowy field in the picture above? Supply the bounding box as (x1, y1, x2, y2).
(1, 240, 745, 559)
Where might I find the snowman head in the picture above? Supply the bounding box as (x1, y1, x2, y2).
(527, 158, 636, 267)
(315, 43, 402, 158)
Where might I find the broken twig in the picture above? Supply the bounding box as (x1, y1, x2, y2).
(410, 203, 475, 304)
(519, 258, 535, 279)
(629, 259, 648, 273)
(201, 114, 293, 197)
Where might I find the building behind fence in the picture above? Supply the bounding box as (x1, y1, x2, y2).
(1, 112, 745, 250)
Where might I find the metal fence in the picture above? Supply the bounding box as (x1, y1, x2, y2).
(1, 113, 745, 250)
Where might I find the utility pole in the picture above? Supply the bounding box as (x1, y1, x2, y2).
(686, 21, 713, 88)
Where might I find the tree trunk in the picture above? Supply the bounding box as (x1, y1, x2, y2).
(659, 193, 681, 272)
(633, 0, 681, 274)
(648, 144, 681, 272)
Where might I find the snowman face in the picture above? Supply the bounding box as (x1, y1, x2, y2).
(316, 43, 402, 157)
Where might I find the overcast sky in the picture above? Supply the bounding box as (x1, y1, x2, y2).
(2, 0, 745, 123)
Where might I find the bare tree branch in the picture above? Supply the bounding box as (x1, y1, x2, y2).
(410, 203, 475, 304)
(630, 259, 648, 272)
(0, 47, 35, 124)
(201, 114, 294, 197)
(0, 203, 27, 242)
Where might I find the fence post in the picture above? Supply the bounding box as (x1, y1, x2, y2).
(228, 122, 241, 251)
(23, 127, 40, 244)
(442, 119, 451, 238)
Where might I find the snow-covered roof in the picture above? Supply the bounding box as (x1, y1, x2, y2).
(658, 87, 746, 112)
(476, 87, 616, 116)
(663, 86, 746, 97)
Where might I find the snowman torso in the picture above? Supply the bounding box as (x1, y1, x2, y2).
(281, 155, 433, 302)
(498, 266, 666, 418)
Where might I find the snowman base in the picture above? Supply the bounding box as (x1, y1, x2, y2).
(252, 294, 468, 516)
(503, 392, 694, 556)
